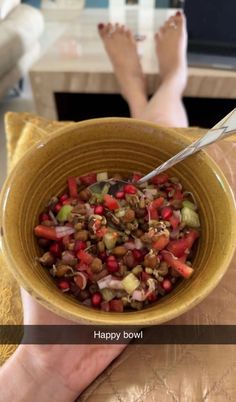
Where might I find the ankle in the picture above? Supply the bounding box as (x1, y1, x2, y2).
(128, 95, 148, 118)
(160, 72, 187, 95)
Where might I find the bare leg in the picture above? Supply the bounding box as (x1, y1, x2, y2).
(140, 12, 188, 127)
(98, 23, 148, 118)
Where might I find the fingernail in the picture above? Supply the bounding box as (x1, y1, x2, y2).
(176, 11, 182, 16)
(98, 23, 104, 30)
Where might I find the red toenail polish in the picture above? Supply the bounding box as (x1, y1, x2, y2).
(98, 23, 104, 30)
(176, 11, 181, 16)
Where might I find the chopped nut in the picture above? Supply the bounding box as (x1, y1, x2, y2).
(74, 230, 89, 241)
(79, 188, 91, 201)
(122, 209, 135, 223)
(135, 208, 147, 218)
(134, 229, 143, 238)
(140, 233, 152, 244)
(144, 253, 158, 269)
(90, 257, 103, 273)
(55, 265, 73, 277)
(39, 252, 55, 266)
(139, 197, 146, 209)
(74, 222, 84, 231)
(72, 204, 87, 215)
(123, 250, 136, 268)
(121, 296, 131, 306)
(97, 241, 105, 253)
(119, 263, 128, 276)
(112, 246, 127, 256)
(158, 261, 168, 276)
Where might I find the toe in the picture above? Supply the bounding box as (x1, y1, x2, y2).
(154, 31, 161, 45)
(97, 22, 105, 37)
(106, 23, 113, 35)
(174, 11, 186, 27)
(120, 25, 126, 34)
(160, 25, 167, 34)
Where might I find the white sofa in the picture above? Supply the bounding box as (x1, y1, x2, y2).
(0, 3, 44, 99)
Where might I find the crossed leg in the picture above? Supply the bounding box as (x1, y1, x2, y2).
(98, 12, 188, 127)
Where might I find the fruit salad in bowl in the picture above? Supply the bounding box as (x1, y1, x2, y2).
(34, 171, 200, 312)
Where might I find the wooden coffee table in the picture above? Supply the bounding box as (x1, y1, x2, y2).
(30, 8, 236, 120)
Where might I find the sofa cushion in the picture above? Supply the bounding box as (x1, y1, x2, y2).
(0, 41, 41, 99)
(0, 0, 20, 20)
(0, 4, 44, 77)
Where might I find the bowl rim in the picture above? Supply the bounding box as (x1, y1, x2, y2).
(1, 117, 236, 325)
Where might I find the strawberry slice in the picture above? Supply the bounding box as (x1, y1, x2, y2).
(152, 235, 169, 250)
(161, 251, 194, 279)
(103, 194, 119, 210)
(34, 225, 57, 240)
(148, 204, 159, 220)
(167, 238, 190, 257)
(169, 215, 180, 230)
(151, 173, 169, 185)
(79, 173, 97, 185)
(124, 184, 137, 194)
(68, 177, 78, 198)
(152, 197, 164, 209)
(185, 229, 200, 248)
(77, 250, 93, 265)
(167, 229, 199, 257)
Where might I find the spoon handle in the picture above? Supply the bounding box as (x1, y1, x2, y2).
(138, 108, 236, 184)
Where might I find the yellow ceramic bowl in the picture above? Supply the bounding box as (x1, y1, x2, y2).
(0, 118, 235, 325)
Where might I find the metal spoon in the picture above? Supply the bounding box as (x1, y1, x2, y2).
(90, 108, 236, 194)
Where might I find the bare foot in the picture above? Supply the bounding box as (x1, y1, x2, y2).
(98, 23, 148, 117)
(155, 12, 188, 94)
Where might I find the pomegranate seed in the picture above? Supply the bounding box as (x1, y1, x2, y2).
(62, 235, 71, 246)
(50, 243, 61, 257)
(124, 184, 137, 194)
(62, 198, 72, 206)
(132, 249, 143, 263)
(132, 172, 142, 182)
(94, 205, 104, 215)
(162, 279, 172, 292)
(59, 193, 69, 203)
(161, 207, 173, 220)
(141, 272, 151, 282)
(58, 280, 70, 291)
(107, 255, 119, 273)
(92, 292, 102, 306)
(99, 251, 107, 262)
(74, 240, 87, 252)
(141, 248, 149, 257)
(115, 191, 125, 199)
(101, 301, 110, 312)
(39, 213, 51, 222)
(54, 203, 62, 214)
(147, 292, 157, 302)
(109, 299, 124, 312)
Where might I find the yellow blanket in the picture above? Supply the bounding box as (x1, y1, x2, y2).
(1, 112, 235, 402)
